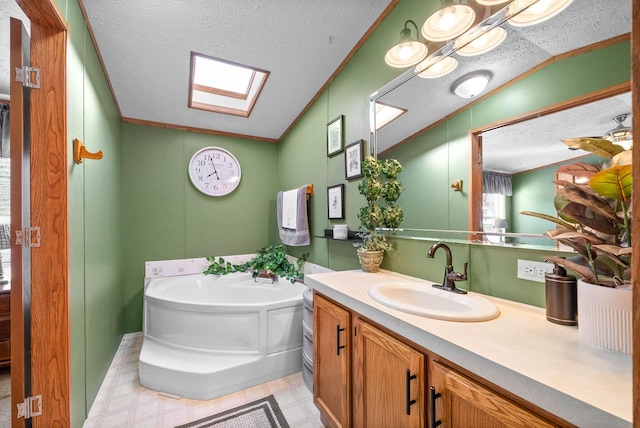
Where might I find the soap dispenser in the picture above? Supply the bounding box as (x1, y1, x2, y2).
(544, 261, 577, 325)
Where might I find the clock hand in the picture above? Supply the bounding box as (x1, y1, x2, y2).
(207, 162, 220, 179)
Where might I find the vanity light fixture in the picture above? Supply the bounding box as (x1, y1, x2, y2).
(451, 70, 492, 98)
(603, 113, 633, 150)
(384, 20, 428, 68)
(422, 0, 476, 42)
(507, 0, 574, 27)
(454, 26, 507, 56)
(416, 55, 458, 79)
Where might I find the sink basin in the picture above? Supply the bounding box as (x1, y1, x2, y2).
(368, 282, 500, 322)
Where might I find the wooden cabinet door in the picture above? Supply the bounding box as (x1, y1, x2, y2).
(313, 294, 351, 428)
(430, 361, 556, 428)
(353, 319, 424, 428)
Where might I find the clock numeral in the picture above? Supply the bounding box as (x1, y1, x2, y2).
(198, 160, 206, 166)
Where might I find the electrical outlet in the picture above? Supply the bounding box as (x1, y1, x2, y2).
(517, 260, 554, 283)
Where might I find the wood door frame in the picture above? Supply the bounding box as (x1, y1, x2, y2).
(13, 0, 69, 426)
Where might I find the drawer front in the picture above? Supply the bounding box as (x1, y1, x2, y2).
(0, 317, 9, 340)
(0, 339, 9, 363)
(0, 294, 9, 316)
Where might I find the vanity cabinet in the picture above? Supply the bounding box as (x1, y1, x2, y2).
(313, 293, 351, 428)
(313, 293, 425, 428)
(313, 290, 569, 428)
(429, 360, 557, 427)
(353, 318, 424, 427)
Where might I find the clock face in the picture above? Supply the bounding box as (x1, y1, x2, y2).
(188, 147, 242, 196)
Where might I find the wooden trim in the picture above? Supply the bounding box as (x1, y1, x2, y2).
(29, 20, 70, 428)
(276, 0, 401, 141)
(121, 116, 280, 143)
(468, 131, 482, 238)
(9, 17, 26, 428)
(632, 1, 639, 425)
(470, 82, 631, 134)
(14, 0, 70, 426)
(379, 33, 631, 155)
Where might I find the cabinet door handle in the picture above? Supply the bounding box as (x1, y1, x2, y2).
(405, 369, 417, 415)
(336, 324, 345, 355)
(430, 386, 442, 427)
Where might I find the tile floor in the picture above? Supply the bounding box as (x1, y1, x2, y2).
(84, 332, 323, 428)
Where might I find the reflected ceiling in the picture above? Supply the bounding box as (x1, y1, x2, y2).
(482, 92, 632, 174)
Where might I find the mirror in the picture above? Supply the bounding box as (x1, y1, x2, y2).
(370, 0, 631, 246)
(472, 87, 632, 245)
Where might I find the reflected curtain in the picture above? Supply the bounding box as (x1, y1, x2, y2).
(483, 171, 512, 196)
(0, 104, 9, 158)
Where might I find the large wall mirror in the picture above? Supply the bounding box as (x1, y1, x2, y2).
(370, 0, 631, 247)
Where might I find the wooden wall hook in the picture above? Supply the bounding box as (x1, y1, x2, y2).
(73, 138, 103, 164)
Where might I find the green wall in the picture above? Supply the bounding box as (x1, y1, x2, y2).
(57, 0, 125, 425)
(121, 125, 280, 330)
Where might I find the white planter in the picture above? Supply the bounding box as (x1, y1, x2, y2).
(577, 279, 632, 354)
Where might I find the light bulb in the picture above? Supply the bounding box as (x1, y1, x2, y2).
(438, 8, 457, 31)
(399, 45, 413, 60)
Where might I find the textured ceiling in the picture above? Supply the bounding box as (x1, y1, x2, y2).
(482, 92, 632, 174)
(375, 0, 632, 173)
(79, 0, 395, 141)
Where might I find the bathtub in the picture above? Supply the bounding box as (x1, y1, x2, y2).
(139, 271, 306, 400)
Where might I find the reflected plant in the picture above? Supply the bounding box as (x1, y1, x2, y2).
(521, 138, 632, 287)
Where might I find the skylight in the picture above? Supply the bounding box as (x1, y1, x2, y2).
(189, 52, 269, 118)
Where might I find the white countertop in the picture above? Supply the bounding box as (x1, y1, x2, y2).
(306, 269, 632, 427)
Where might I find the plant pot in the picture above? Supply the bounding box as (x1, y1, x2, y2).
(577, 279, 632, 354)
(357, 248, 384, 273)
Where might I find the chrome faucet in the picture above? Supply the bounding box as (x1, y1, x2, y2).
(426, 242, 468, 294)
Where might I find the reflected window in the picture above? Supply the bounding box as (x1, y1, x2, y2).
(482, 193, 507, 243)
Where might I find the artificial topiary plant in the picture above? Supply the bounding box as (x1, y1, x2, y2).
(354, 156, 404, 252)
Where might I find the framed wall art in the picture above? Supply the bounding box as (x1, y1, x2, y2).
(327, 115, 344, 156)
(345, 139, 364, 180)
(327, 184, 345, 219)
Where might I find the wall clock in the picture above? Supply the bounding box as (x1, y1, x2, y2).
(188, 146, 242, 196)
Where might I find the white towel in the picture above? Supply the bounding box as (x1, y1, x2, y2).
(277, 185, 311, 246)
(282, 189, 298, 230)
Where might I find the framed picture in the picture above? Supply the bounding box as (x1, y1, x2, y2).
(327, 184, 345, 219)
(327, 115, 344, 156)
(345, 139, 364, 180)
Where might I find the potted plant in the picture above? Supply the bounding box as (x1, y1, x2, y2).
(203, 244, 307, 283)
(521, 137, 632, 353)
(354, 156, 404, 272)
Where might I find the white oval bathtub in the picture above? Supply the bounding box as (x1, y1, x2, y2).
(139, 271, 306, 400)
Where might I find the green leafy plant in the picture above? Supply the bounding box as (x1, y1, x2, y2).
(354, 156, 404, 252)
(521, 137, 632, 287)
(203, 244, 307, 282)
